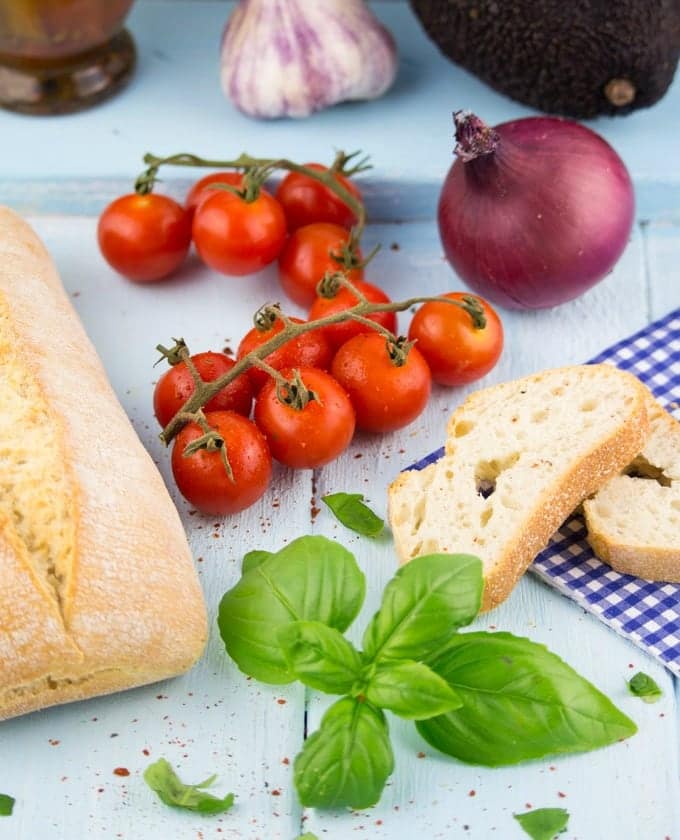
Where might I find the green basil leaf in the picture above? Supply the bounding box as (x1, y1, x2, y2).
(241, 549, 273, 573)
(294, 697, 394, 809)
(0, 794, 14, 817)
(514, 807, 569, 840)
(362, 554, 483, 663)
(278, 621, 363, 695)
(218, 536, 365, 684)
(627, 671, 663, 703)
(143, 758, 235, 814)
(365, 660, 463, 720)
(417, 632, 637, 766)
(322, 493, 384, 537)
(296, 835, 319, 840)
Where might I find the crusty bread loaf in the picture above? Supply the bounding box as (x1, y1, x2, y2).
(583, 393, 680, 582)
(0, 207, 207, 721)
(388, 365, 649, 611)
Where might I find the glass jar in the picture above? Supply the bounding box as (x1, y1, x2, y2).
(0, 0, 136, 115)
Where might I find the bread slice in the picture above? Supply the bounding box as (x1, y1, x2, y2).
(0, 207, 207, 721)
(583, 394, 680, 581)
(388, 365, 649, 612)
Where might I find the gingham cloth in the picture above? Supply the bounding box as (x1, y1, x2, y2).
(409, 308, 680, 676)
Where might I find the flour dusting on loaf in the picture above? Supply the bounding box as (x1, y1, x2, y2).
(0, 207, 207, 721)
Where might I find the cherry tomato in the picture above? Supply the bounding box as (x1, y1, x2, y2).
(185, 171, 244, 217)
(236, 316, 334, 393)
(331, 333, 432, 433)
(254, 367, 355, 469)
(275, 163, 363, 231)
(154, 351, 253, 428)
(308, 279, 398, 351)
(97, 193, 192, 282)
(408, 293, 504, 386)
(171, 411, 272, 515)
(277, 222, 364, 308)
(192, 188, 287, 276)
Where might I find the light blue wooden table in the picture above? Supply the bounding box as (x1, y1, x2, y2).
(0, 2, 678, 839)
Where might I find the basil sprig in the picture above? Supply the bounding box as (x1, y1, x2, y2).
(627, 671, 663, 703)
(321, 492, 384, 537)
(218, 536, 365, 683)
(218, 538, 637, 810)
(0, 794, 15, 817)
(514, 807, 570, 840)
(143, 759, 235, 814)
(417, 632, 637, 765)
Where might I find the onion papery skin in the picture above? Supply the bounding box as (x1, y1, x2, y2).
(438, 116, 635, 310)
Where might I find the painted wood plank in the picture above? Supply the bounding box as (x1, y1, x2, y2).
(642, 219, 680, 749)
(0, 1, 677, 188)
(302, 220, 679, 839)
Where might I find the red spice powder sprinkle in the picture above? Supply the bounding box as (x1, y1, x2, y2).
(375, 819, 383, 826)
(271, 789, 281, 797)
(557, 791, 566, 798)
(416, 752, 426, 759)
(468, 790, 476, 797)
(113, 768, 130, 777)
(48, 739, 60, 746)
(142, 749, 150, 756)
(525, 803, 532, 809)
(276, 698, 287, 705)
(282, 757, 290, 765)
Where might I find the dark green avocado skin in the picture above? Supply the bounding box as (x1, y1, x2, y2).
(410, 0, 680, 118)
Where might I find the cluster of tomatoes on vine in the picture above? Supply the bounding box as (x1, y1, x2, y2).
(97, 155, 503, 516)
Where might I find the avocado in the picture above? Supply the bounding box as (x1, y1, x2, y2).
(410, 0, 680, 118)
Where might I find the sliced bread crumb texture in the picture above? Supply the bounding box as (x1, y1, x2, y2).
(584, 395, 680, 582)
(389, 365, 649, 611)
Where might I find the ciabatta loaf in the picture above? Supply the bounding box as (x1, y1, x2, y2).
(388, 365, 649, 611)
(584, 393, 680, 582)
(0, 207, 207, 721)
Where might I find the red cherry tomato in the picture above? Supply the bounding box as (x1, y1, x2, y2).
(254, 367, 355, 469)
(185, 171, 244, 217)
(192, 188, 287, 276)
(408, 293, 504, 386)
(308, 279, 398, 351)
(153, 351, 253, 428)
(171, 411, 272, 515)
(331, 333, 432, 433)
(277, 222, 364, 308)
(236, 316, 334, 393)
(97, 193, 192, 283)
(275, 163, 363, 231)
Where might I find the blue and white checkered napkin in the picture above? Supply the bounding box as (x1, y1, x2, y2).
(409, 309, 680, 676)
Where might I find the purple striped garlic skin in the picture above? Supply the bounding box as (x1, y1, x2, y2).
(220, 0, 398, 119)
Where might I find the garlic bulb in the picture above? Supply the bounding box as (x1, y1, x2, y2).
(220, 0, 398, 119)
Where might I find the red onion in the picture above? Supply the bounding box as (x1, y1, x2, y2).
(438, 112, 635, 310)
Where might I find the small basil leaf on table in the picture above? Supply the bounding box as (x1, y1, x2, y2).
(278, 620, 363, 695)
(321, 492, 384, 537)
(362, 554, 483, 664)
(143, 758, 235, 814)
(417, 632, 637, 765)
(296, 834, 319, 840)
(294, 696, 394, 809)
(514, 807, 570, 840)
(0, 794, 14, 816)
(365, 660, 463, 720)
(218, 536, 366, 684)
(241, 549, 274, 573)
(627, 671, 663, 703)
